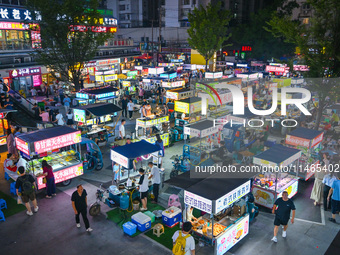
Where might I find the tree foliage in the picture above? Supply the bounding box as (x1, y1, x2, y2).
(27, 0, 114, 91)
(187, 3, 231, 70)
(266, 0, 340, 129)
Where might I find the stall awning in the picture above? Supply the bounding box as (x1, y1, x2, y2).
(178, 97, 201, 104)
(287, 127, 323, 140)
(187, 120, 215, 131)
(253, 145, 301, 167)
(164, 171, 203, 190)
(75, 103, 122, 117)
(111, 140, 160, 168)
(184, 120, 221, 138)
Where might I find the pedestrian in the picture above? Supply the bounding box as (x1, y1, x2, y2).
(66, 110, 74, 127)
(140, 104, 147, 118)
(71, 184, 93, 232)
(139, 87, 144, 100)
(63, 94, 71, 113)
(41, 160, 56, 198)
(323, 171, 337, 211)
(15, 166, 39, 216)
(58, 87, 64, 104)
(163, 103, 169, 116)
(328, 173, 340, 223)
(32, 103, 41, 120)
(6, 128, 16, 155)
(154, 134, 164, 168)
(310, 154, 328, 206)
(14, 126, 21, 137)
(148, 162, 160, 204)
(40, 109, 49, 122)
(138, 168, 148, 211)
(127, 99, 134, 120)
(172, 222, 195, 255)
(121, 96, 128, 118)
(119, 119, 126, 140)
(54, 110, 65, 126)
(271, 191, 296, 243)
(45, 83, 49, 98)
(4, 97, 13, 109)
(113, 162, 121, 184)
(31, 87, 37, 97)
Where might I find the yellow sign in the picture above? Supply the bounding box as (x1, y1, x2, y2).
(145, 133, 169, 146)
(137, 116, 169, 127)
(175, 101, 190, 113)
(190, 101, 201, 113)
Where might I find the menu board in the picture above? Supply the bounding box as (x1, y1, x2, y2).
(73, 109, 86, 123)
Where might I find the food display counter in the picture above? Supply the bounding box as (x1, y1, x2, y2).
(252, 145, 301, 209)
(285, 127, 324, 180)
(15, 126, 83, 189)
(135, 115, 170, 146)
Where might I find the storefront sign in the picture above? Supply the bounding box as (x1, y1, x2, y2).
(198, 92, 233, 105)
(104, 74, 118, 82)
(122, 81, 131, 87)
(0, 8, 40, 21)
(69, 25, 117, 33)
(145, 133, 169, 147)
(37, 163, 83, 190)
(266, 65, 285, 73)
(171, 59, 183, 63)
(162, 80, 185, 88)
(304, 160, 319, 181)
(216, 180, 251, 214)
(184, 190, 212, 214)
(136, 116, 169, 128)
(148, 67, 164, 75)
(96, 58, 120, 66)
(127, 70, 138, 77)
(34, 131, 81, 154)
(205, 72, 223, 79)
(111, 149, 129, 168)
(236, 64, 248, 68)
(286, 135, 310, 148)
(184, 126, 200, 137)
(15, 137, 30, 155)
(76, 92, 89, 100)
(158, 63, 175, 67)
(160, 72, 177, 79)
(96, 92, 116, 99)
(216, 214, 249, 255)
(73, 109, 86, 123)
(10, 67, 41, 78)
(32, 74, 42, 86)
(293, 65, 309, 71)
(311, 133, 323, 148)
(226, 62, 234, 66)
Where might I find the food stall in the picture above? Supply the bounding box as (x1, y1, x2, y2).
(14, 126, 83, 188)
(174, 97, 203, 123)
(285, 127, 324, 181)
(252, 145, 301, 209)
(121, 80, 137, 95)
(0, 109, 16, 147)
(73, 103, 122, 140)
(166, 88, 194, 101)
(135, 115, 170, 146)
(161, 80, 185, 89)
(75, 86, 119, 106)
(182, 173, 252, 255)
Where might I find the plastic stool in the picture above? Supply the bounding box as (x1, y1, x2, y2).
(4, 172, 10, 181)
(0, 199, 7, 210)
(153, 223, 164, 237)
(10, 182, 16, 196)
(0, 210, 5, 222)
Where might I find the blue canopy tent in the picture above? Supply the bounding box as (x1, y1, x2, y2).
(111, 140, 161, 182)
(287, 127, 323, 142)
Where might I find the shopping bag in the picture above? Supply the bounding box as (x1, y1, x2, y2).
(17, 196, 23, 205)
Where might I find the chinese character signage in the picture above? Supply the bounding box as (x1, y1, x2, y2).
(285, 135, 310, 148)
(111, 149, 129, 168)
(215, 180, 251, 213)
(127, 71, 138, 77)
(136, 116, 169, 128)
(175, 101, 190, 113)
(216, 214, 249, 255)
(104, 74, 118, 82)
(96, 92, 115, 99)
(32, 74, 42, 86)
(73, 109, 86, 123)
(76, 93, 89, 99)
(15, 137, 30, 155)
(266, 65, 286, 73)
(69, 25, 117, 33)
(311, 132, 323, 148)
(0, 7, 40, 21)
(34, 131, 81, 154)
(184, 190, 212, 214)
(122, 81, 131, 87)
(37, 163, 83, 190)
(10, 67, 41, 78)
(162, 80, 185, 88)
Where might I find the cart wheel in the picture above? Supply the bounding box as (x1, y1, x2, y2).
(62, 179, 72, 186)
(96, 161, 104, 171)
(89, 204, 101, 216)
(170, 170, 178, 178)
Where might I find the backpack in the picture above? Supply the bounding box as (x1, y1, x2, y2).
(172, 231, 190, 255)
(21, 175, 34, 195)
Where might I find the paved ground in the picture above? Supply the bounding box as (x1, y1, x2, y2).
(0, 115, 339, 255)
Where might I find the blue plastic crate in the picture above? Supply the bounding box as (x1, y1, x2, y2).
(123, 221, 137, 236)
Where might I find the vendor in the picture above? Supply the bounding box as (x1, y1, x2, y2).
(4, 153, 17, 173)
(331, 110, 339, 126)
(145, 102, 152, 116)
(113, 162, 121, 183)
(183, 206, 197, 222)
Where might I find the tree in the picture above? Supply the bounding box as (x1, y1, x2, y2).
(266, 0, 340, 129)
(27, 0, 114, 91)
(187, 3, 231, 71)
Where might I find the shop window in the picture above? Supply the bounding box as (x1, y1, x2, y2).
(182, 0, 190, 5)
(119, 5, 125, 11)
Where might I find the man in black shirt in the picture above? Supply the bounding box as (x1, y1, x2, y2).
(271, 191, 296, 243)
(121, 96, 128, 118)
(71, 184, 92, 232)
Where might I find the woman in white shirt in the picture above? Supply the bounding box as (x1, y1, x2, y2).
(127, 100, 134, 120)
(66, 110, 74, 127)
(54, 110, 65, 126)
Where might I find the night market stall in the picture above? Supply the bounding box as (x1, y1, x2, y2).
(75, 86, 119, 106)
(14, 126, 83, 188)
(285, 127, 324, 181)
(252, 145, 301, 209)
(174, 97, 203, 123)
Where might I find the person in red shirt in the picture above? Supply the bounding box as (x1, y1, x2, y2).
(42, 160, 56, 198)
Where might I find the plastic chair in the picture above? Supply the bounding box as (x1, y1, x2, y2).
(0, 199, 7, 210)
(0, 210, 5, 222)
(10, 182, 16, 196)
(4, 172, 10, 181)
(168, 194, 182, 210)
(153, 223, 164, 237)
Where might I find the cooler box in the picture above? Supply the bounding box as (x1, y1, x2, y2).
(131, 212, 151, 232)
(162, 206, 182, 227)
(143, 211, 155, 223)
(123, 221, 137, 236)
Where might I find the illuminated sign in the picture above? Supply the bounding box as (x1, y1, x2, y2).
(241, 46, 252, 51)
(127, 70, 138, 77)
(136, 115, 169, 128)
(69, 25, 117, 33)
(76, 93, 89, 99)
(161, 80, 185, 88)
(236, 64, 248, 68)
(293, 65, 309, 71)
(96, 58, 120, 66)
(184, 190, 212, 214)
(111, 149, 129, 168)
(34, 131, 81, 154)
(205, 72, 223, 79)
(122, 81, 131, 87)
(96, 92, 115, 99)
(37, 163, 83, 190)
(15, 137, 30, 155)
(73, 109, 86, 123)
(266, 65, 286, 73)
(0, 7, 40, 21)
(10, 67, 41, 78)
(160, 72, 177, 79)
(104, 74, 118, 81)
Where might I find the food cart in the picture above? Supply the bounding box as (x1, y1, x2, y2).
(285, 127, 324, 180)
(252, 145, 301, 209)
(75, 86, 119, 106)
(182, 173, 252, 255)
(135, 115, 170, 146)
(15, 126, 83, 188)
(0, 109, 16, 147)
(73, 103, 121, 140)
(174, 97, 203, 123)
